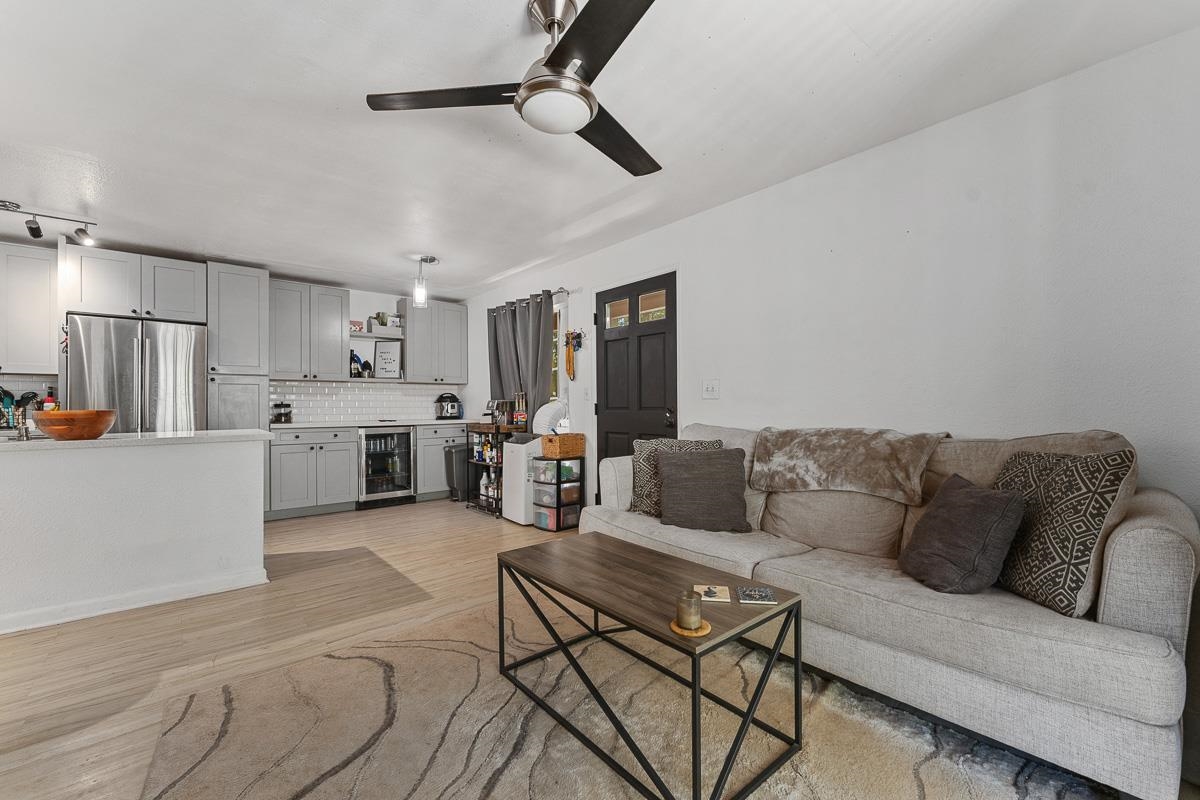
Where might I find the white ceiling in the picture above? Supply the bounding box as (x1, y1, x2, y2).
(1, 1, 1198, 298)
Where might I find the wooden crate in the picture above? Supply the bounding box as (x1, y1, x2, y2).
(540, 433, 585, 459)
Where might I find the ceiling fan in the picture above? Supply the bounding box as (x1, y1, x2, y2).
(366, 0, 661, 176)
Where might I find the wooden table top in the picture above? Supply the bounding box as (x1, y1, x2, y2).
(498, 533, 800, 655)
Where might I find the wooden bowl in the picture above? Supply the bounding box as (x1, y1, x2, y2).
(31, 410, 117, 441)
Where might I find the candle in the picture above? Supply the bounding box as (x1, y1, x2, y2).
(676, 590, 703, 631)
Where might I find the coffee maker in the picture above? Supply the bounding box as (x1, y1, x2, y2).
(434, 392, 463, 420)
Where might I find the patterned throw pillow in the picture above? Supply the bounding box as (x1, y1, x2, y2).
(993, 449, 1137, 617)
(630, 438, 722, 517)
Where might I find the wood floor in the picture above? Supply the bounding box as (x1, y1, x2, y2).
(0, 501, 565, 800)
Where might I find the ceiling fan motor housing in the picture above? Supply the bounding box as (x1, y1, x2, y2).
(528, 0, 577, 34)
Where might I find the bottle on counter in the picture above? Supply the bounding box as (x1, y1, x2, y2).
(42, 387, 57, 412)
(479, 472, 490, 500)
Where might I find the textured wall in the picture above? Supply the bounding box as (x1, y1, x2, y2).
(268, 380, 463, 424)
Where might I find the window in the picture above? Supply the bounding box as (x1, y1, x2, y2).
(605, 298, 630, 328)
(638, 290, 667, 322)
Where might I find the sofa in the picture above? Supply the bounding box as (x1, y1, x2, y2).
(580, 423, 1200, 800)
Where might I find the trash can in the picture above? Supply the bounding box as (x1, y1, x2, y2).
(444, 443, 470, 501)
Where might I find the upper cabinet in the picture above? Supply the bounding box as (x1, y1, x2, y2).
(0, 243, 58, 375)
(269, 279, 349, 381)
(403, 298, 467, 384)
(208, 262, 269, 375)
(59, 241, 206, 322)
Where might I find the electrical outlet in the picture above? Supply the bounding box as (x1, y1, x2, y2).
(702, 379, 720, 400)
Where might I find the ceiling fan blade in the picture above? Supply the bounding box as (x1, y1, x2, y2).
(543, 0, 656, 83)
(366, 83, 520, 111)
(576, 105, 660, 176)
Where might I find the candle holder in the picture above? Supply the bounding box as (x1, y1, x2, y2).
(670, 589, 711, 637)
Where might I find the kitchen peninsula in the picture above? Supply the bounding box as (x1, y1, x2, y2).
(0, 428, 273, 633)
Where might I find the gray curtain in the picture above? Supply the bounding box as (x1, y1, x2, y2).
(488, 290, 554, 412)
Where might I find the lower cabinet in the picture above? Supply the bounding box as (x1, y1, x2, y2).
(416, 435, 466, 495)
(270, 435, 358, 511)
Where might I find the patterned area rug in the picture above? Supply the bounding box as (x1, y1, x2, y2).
(140, 603, 1118, 799)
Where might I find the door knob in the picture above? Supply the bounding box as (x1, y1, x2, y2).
(665, 407, 676, 429)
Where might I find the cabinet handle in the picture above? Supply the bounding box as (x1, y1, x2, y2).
(332, 433, 338, 438)
(302, 374, 309, 379)
(318, 445, 324, 450)
(209, 377, 215, 382)
(313, 375, 318, 379)
(294, 434, 300, 439)
(145, 310, 154, 316)
(309, 445, 315, 450)
(131, 308, 138, 315)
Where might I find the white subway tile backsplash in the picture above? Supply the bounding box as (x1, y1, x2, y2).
(268, 380, 460, 424)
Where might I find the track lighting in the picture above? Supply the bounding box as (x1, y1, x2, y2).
(0, 199, 97, 244)
(414, 255, 437, 309)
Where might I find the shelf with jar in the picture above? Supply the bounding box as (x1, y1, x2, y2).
(464, 423, 525, 518)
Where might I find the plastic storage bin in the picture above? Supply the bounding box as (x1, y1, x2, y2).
(533, 505, 582, 532)
(533, 481, 582, 508)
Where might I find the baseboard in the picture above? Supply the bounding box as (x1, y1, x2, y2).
(0, 567, 268, 635)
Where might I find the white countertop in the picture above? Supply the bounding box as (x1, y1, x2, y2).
(0, 428, 273, 453)
(270, 419, 462, 430)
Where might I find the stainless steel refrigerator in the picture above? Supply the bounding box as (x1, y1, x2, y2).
(65, 314, 207, 433)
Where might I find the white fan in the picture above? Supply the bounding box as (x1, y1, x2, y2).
(532, 400, 568, 435)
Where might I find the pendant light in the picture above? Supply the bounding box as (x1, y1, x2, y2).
(414, 255, 438, 309)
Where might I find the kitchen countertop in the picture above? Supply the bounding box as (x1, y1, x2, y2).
(0, 428, 273, 453)
(270, 419, 463, 430)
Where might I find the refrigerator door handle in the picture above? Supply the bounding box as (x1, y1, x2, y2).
(134, 334, 144, 433)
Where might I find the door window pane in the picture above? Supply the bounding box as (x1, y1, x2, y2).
(638, 290, 667, 322)
(605, 299, 630, 328)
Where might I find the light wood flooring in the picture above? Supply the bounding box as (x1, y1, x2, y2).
(0, 501, 565, 800)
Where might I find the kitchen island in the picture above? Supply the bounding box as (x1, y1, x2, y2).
(0, 428, 273, 634)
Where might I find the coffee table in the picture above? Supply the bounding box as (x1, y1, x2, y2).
(498, 533, 802, 800)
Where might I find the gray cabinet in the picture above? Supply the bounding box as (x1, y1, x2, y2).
(316, 441, 357, 505)
(403, 298, 467, 384)
(271, 443, 318, 510)
(269, 280, 349, 381)
(207, 262, 269, 375)
(0, 243, 57, 375)
(141, 256, 206, 322)
(59, 242, 205, 321)
(310, 286, 350, 380)
(416, 432, 467, 495)
(207, 375, 269, 430)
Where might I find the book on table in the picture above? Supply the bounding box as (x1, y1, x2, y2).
(694, 584, 731, 602)
(736, 586, 779, 605)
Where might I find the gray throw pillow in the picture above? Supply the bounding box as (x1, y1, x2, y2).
(994, 449, 1137, 617)
(630, 438, 722, 517)
(658, 449, 752, 533)
(898, 474, 1024, 593)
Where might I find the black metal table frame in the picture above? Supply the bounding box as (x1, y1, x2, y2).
(498, 562, 802, 800)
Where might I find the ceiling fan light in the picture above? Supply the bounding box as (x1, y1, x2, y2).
(519, 88, 594, 134)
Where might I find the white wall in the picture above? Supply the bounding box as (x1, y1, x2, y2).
(464, 27, 1200, 510)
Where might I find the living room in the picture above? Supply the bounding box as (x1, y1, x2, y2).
(2, 2, 1200, 799)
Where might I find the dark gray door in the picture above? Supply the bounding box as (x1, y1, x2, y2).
(595, 272, 677, 463)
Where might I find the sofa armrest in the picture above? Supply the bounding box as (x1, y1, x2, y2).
(1097, 488, 1200, 654)
(598, 456, 633, 511)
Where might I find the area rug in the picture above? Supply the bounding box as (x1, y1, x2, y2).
(140, 603, 1117, 799)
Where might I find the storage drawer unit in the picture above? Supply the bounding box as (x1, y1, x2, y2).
(531, 455, 585, 532)
(532, 458, 583, 484)
(533, 505, 581, 532)
(532, 481, 582, 508)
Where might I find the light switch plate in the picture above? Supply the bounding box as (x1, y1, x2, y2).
(702, 379, 720, 400)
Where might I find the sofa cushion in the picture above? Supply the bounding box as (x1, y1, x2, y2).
(899, 474, 1025, 593)
(658, 449, 752, 533)
(579, 505, 810, 578)
(761, 490, 905, 558)
(681, 423, 767, 529)
(901, 430, 1135, 549)
(995, 449, 1138, 618)
(631, 438, 722, 517)
(752, 548, 1185, 725)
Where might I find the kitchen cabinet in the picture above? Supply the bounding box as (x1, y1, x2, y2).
(141, 256, 206, 322)
(315, 441, 357, 505)
(270, 443, 318, 510)
(207, 375, 269, 430)
(416, 433, 467, 495)
(207, 262, 269, 375)
(59, 242, 206, 321)
(269, 280, 349, 381)
(403, 298, 467, 384)
(0, 243, 57, 375)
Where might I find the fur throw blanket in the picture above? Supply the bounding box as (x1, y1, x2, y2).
(750, 427, 947, 504)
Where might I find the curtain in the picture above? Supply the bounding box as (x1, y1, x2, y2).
(487, 290, 554, 412)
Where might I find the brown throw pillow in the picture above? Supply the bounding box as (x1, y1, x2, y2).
(658, 449, 752, 533)
(630, 438, 722, 517)
(993, 449, 1137, 617)
(899, 474, 1024, 593)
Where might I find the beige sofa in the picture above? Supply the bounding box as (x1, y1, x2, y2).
(580, 423, 1200, 800)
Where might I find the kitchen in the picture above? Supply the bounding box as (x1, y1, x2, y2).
(0, 233, 470, 634)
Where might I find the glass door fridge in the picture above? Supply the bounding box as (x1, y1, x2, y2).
(359, 427, 415, 501)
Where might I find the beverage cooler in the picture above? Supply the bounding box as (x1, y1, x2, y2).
(359, 427, 415, 501)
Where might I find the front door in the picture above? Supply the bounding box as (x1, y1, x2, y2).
(595, 272, 677, 463)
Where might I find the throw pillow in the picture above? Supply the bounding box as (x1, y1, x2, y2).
(658, 449, 752, 533)
(994, 449, 1137, 617)
(898, 474, 1024, 593)
(631, 438, 722, 517)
